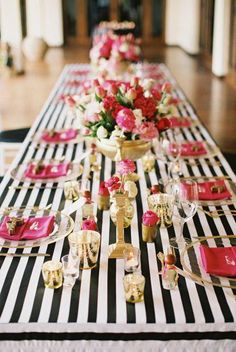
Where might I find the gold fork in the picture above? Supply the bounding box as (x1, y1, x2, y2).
(198, 208, 236, 218)
(185, 160, 221, 167)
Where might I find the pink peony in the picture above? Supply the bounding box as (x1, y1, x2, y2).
(117, 159, 136, 175)
(134, 122, 158, 141)
(105, 176, 121, 192)
(82, 219, 97, 231)
(142, 210, 159, 226)
(98, 181, 110, 196)
(116, 108, 135, 132)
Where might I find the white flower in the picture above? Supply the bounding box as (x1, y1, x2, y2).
(133, 109, 143, 127)
(119, 43, 129, 52)
(97, 126, 108, 139)
(142, 79, 155, 91)
(86, 101, 103, 116)
(157, 104, 169, 115)
(110, 126, 125, 139)
(124, 181, 138, 199)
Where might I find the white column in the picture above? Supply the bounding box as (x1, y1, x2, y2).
(165, 0, 200, 55)
(212, 0, 231, 77)
(0, 0, 22, 46)
(25, 0, 64, 46)
(42, 0, 63, 46)
(26, 0, 43, 38)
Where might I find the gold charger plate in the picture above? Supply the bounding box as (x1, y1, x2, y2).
(0, 206, 74, 248)
(10, 161, 83, 184)
(180, 235, 236, 289)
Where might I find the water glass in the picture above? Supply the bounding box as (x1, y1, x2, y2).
(61, 254, 80, 287)
(42, 260, 63, 289)
(123, 247, 140, 272)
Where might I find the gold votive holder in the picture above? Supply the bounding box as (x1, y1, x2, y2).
(42, 260, 63, 289)
(68, 230, 100, 270)
(97, 194, 110, 210)
(142, 224, 158, 242)
(141, 151, 156, 173)
(147, 193, 174, 228)
(123, 273, 145, 303)
(64, 180, 81, 201)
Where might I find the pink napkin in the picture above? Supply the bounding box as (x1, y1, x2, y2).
(0, 215, 55, 241)
(197, 180, 232, 200)
(24, 163, 70, 179)
(169, 117, 191, 128)
(41, 129, 78, 143)
(180, 141, 207, 156)
(200, 245, 236, 277)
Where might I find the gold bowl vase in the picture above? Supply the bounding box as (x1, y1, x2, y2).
(96, 138, 151, 161)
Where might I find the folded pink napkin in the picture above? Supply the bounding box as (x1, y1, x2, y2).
(200, 245, 236, 277)
(197, 180, 231, 200)
(180, 141, 207, 156)
(41, 129, 78, 143)
(0, 215, 55, 241)
(25, 163, 70, 179)
(169, 117, 192, 128)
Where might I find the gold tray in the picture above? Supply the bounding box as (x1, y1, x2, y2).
(180, 235, 236, 289)
(0, 206, 74, 248)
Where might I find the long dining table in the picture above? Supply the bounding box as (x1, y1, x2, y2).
(0, 63, 235, 351)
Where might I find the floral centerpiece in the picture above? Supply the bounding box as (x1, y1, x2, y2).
(66, 78, 172, 160)
(89, 33, 141, 78)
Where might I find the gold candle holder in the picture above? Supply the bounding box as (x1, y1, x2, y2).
(147, 193, 174, 228)
(64, 180, 81, 201)
(68, 230, 100, 270)
(123, 273, 145, 303)
(108, 192, 133, 259)
(142, 224, 158, 242)
(42, 260, 63, 289)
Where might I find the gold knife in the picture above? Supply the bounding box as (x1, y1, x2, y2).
(0, 253, 50, 257)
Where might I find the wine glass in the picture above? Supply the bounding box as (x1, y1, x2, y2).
(166, 179, 198, 249)
(158, 134, 182, 180)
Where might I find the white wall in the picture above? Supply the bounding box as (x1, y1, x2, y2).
(0, 0, 22, 46)
(165, 0, 201, 55)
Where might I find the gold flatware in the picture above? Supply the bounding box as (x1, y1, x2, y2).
(28, 156, 66, 163)
(9, 186, 62, 191)
(2, 203, 52, 213)
(198, 208, 236, 218)
(0, 252, 50, 257)
(185, 160, 221, 167)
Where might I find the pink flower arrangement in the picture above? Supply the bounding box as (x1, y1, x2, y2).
(117, 159, 136, 175)
(89, 33, 141, 65)
(105, 176, 122, 192)
(82, 219, 97, 231)
(66, 78, 174, 142)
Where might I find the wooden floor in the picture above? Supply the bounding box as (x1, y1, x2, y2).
(0, 45, 236, 153)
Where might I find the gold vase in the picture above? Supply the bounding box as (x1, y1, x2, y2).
(96, 138, 151, 161)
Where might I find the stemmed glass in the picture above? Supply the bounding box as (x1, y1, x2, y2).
(158, 134, 182, 179)
(166, 179, 198, 249)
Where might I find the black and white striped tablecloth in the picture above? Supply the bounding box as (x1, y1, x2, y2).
(0, 64, 235, 346)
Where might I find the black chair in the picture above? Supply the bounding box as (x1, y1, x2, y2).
(0, 127, 29, 143)
(0, 127, 30, 176)
(223, 152, 236, 174)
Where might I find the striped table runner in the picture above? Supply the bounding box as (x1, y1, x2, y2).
(0, 64, 235, 341)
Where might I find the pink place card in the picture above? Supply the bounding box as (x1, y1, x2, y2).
(180, 141, 207, 156)
(197, 180, 232, 200)
(169, 116, 192, 128)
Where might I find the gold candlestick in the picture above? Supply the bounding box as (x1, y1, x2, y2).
(108, 191, 133, 259)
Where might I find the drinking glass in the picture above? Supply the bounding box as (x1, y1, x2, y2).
(61, 254, 80, 287)
(123, 247, 140, 273)
(166, 179, 198, 248)
(123, 273, 145, 303)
